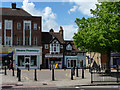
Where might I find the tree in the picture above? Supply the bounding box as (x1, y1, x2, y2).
(73, 1, 120, 72)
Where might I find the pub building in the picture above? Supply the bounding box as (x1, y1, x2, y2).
(0, 3, 42, 69)
(64, 41, 86, 68)
(42, 27, 64, 69)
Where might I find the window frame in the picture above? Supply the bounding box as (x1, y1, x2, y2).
(0, 37, 2, 45)
(5, 20, 12, 30)
(6, 37, 11, 45)
(0, 22, 2, 29)
(33, 37, 37, 45)
(17, 37, 21, 45)
(17, 23, 21, 30)
(34, 23, 37, 30)
(45, 44, 48, 49)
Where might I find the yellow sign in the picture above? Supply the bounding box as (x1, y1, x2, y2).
(55, 64, 58, 69)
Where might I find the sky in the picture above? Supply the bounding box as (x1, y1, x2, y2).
(1, 0, 99, 40)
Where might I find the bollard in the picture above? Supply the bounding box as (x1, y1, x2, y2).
(34, 69, 37, 81)
(12, 68, 15, 76)
(52, 68, 54, 81)
(71, 68, 73, 80)
(5, 66, 7, 75)
(82, 68, 84, 79)
(18, 69, 21, 81)
(76, 66, 78, 77)
(17, 68, 19, 77)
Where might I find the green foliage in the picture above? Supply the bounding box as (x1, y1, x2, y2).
(73, 1, 120, 54)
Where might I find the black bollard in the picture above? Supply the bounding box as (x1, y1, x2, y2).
(76, 66, 78, 77)
(71, 68, 73, 80)
(5, 66, 7, 75)
(34, 69, 37, 81)
(52, 68, 54, 81)
(12, 68, 15, 76)
(82, 68, 84, 79)
(18, 69, 21, 81)
(17, 68, 19, 77)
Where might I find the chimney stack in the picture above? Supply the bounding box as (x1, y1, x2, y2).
(59, 26, 64, 38)
(12, 3, 16, 9)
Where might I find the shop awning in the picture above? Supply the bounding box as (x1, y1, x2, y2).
(0, 51, 13, 58)
(45, 54, 63, 58)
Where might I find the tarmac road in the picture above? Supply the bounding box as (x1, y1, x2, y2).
(1, 86, 120, 90)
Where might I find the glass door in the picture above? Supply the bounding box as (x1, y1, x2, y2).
(25, 57, 30, 68)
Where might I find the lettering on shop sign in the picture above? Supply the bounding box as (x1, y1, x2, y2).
(16, 49, 40, 53)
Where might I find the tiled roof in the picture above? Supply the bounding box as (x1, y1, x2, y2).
(0, 8, 32, 16)
(42, 32, 64, 44)
(65, 40, 85, 53)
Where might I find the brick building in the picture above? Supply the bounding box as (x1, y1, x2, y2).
(42, 26, 86, 69)
(0, 3, 42, 69)
(42, 27, 64, 69)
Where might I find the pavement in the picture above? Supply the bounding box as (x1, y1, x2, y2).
(0, 69, 120, 89)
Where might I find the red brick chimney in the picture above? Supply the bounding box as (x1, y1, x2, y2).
(12, 3, 16, 9)
(59, 26, 63, 38)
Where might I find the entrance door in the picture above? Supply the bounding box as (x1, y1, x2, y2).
(25, 57, 30, 68)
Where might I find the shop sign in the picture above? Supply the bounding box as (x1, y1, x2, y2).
(15, 48, 40, 53)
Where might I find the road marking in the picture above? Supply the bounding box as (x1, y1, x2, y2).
(24, 76, 29, 80)
(65, 74, 68, 76)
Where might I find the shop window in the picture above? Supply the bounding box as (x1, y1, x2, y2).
(67, 59, 77, 67)
(31, 56, 37, 66)
(6, 37, 11, 45)
(113, 58, 120, 65)
(34, 24, 37, 30)
(17, 23, 21, 30)
(18, 56, 24, 66)
(45, 44, 48, 49)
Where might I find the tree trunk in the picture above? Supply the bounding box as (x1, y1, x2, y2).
(106, 49, 111, 73)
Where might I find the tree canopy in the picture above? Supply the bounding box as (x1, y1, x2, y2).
(73, 1, 120, 54)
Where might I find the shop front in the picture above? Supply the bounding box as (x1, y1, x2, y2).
(65, 56, 86, 68)
(45, 54, 63, 69)
(15, 48, 41, 69)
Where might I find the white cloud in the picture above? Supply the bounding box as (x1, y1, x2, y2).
(22, 0, 78, 40)
(68, 0, 99, 16)
(68, 6, 78, 14)
(62, 25, 78, 40)
(22, 0, 57, 31)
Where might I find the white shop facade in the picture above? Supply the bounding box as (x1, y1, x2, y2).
(15, 48, 42, 69)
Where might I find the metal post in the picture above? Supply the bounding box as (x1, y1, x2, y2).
(76, 66, 78, 77)
(91, 69, 93, 83)
(5, 66, 7, 75)
(71, 68, 73, 80)
(17, 68, 19, 77)
(12, 68, 14, 76)
(82, 68, 84, 79)
(34, 69, 37, 81)
(18, 69, 21, 81)
(117, 65, 119, 83)
(52, 68, 54, 81)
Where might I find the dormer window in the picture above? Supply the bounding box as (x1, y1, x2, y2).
(66, 44, 72, 51)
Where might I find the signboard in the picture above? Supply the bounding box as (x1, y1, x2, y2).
(15, 48, 40, 53)
(45, 54, 63, 58)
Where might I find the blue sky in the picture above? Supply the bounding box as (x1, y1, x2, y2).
(1, 0, 99, 40)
